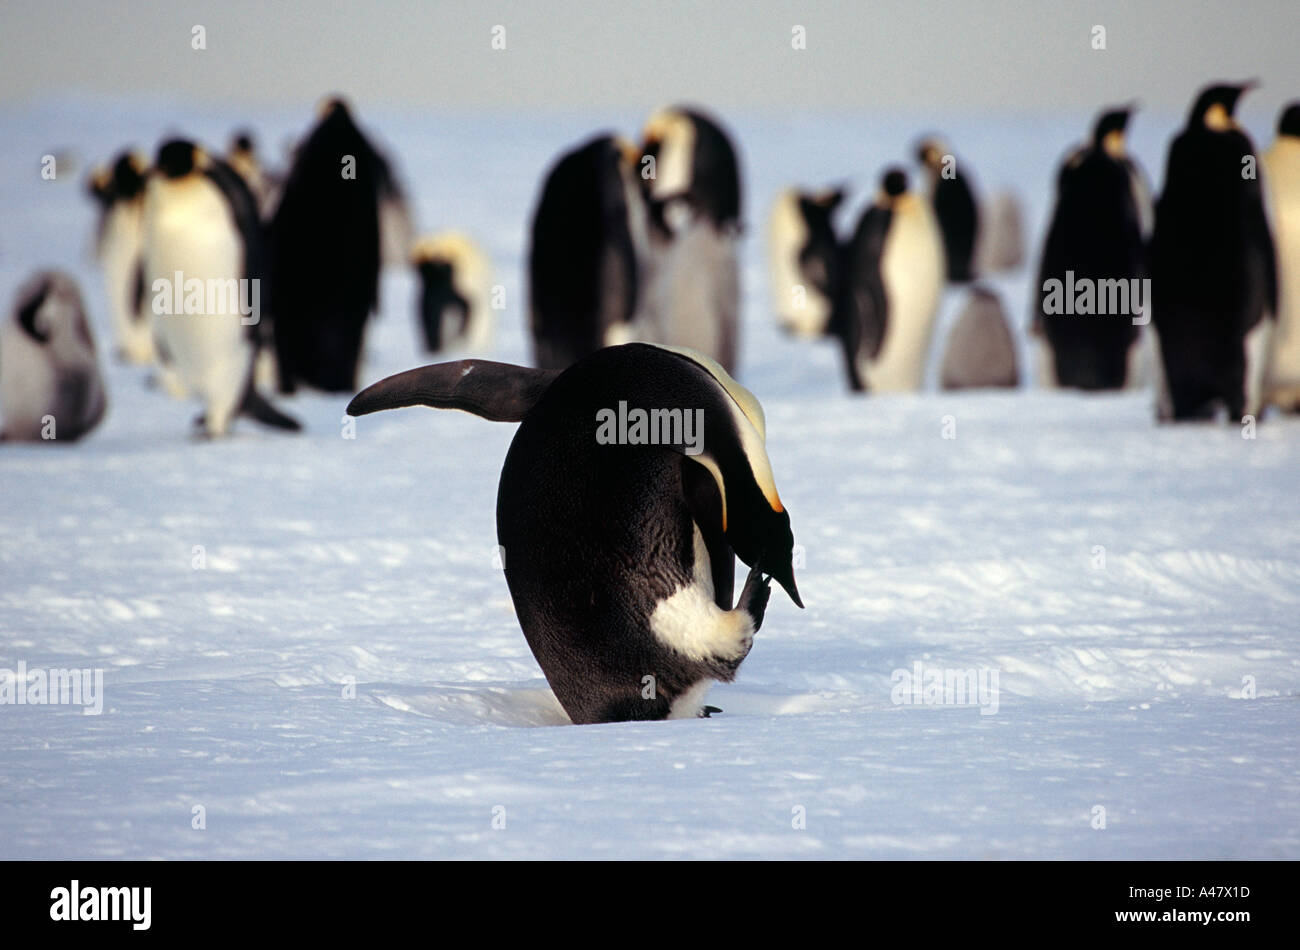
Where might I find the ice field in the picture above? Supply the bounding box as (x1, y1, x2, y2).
(1, 100, 1297, 858)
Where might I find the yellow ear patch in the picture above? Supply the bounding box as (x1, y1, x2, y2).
(412, 232, 482, 265)
(1204, 103, 1232, 131)
(650, 344, 785, 517)
(652, 344, 766, 439)
(642, 108, 684, 145)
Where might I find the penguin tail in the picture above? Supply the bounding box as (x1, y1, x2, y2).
(241, 386, 302, 431)
(347, 360, 559, 422)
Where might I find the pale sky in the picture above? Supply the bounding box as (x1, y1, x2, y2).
(1, 1, 1296, 116)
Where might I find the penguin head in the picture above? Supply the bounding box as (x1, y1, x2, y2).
(411, 233, 483, 276)
(110, 151, 147, 199)
(155, 139, 204, 179)
(13, 272, 93, 354)
(915, 136, 946, 166)
(914, 137, 950, 172)
(412, 236, 460, 288)
(1092, 104, 1136, 155)
(317, 95, 353, 120)
(877, 167, 910, 207)
(612, 135, 642, 170)
(726, 497, 802, 609)
(86, 163, 115, 207)
(652, 345, 804, 609)
(1279, 102, 1300, 139)
(796, 186, 844, 227)
(229, 129, 256, 157)
(640, 107, 693, 199)
(1190, 81, 1256, 131)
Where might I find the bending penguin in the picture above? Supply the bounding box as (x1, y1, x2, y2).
(1262, 102, 1300, 411)
(347, 343, 802, 725)
(413, 233, 493, 353)
(1, 271, 106, 442)
(141, 139, 299, 437)
(1034, 104, 1151, 390)
(637, 106, 743, 374)
(832, 167, 945, 392)
(768, 186, 844, 338)
(87, 151, 151, 364)
(269, 98, 405, 393)
(528, 134, 645, 370)
(1150, 82, 1277, 421)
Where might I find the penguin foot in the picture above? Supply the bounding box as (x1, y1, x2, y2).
(737, 563, 772, 633)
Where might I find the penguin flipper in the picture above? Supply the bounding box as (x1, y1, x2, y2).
(347, 360, 559, 422)
(241, 386, 301, 431)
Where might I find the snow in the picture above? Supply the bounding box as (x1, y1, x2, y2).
(2, 101, 1298, 859)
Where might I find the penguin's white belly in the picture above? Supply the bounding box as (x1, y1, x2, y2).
(100, 202, 151, 364)
(864, 205, 944, 391)
(768, 192, 828, 337)
(648, 524, 754, 714)
(145, 186, 251, 433)
(1264, 144, 1300, 402)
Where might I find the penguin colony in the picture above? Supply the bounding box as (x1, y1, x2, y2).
(2, 83, 1297, 724)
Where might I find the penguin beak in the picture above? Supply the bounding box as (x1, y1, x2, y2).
(765, 557, 803, 609)
(1231, 80, 1259, 119)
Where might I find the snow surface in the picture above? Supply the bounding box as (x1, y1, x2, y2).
(1, 101, 1298, 859)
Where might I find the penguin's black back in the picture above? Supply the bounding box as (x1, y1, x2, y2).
(796, 194, 842, 311)
(1037, 146, 1145, 390)
(416, 259, 468, 352)
(528, 134, 638, 371)
(682, 109, 741, 229)
(830, 204, 891, 390)
(269, 105, 396, 392)
(496, 344, 737, 724)
(933, 171, 979, 282)
(1151, 122, 1276, 417)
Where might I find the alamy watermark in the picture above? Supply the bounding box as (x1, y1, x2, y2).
(50, 880, 150, 930)
(1042, 271, 1149, 326)
(1, 661, 104, 715)
(890, 661, 1000, 716)
(596, 401, 704, 456)
(151, 272, 260, 326)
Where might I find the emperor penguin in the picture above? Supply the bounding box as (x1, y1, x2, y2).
(1150, 82, 1277, 421)
(1262, 103, 1300, 411)
(347, 343, 802, 725)
(768, 187, 844, 338)
(269, 98, 405, 393)
(1, 272, 106, 442)
(832, 168, 945, 392)
(528, 134, 646, 370)
(87, 151, 151, 364)
(141, 139, 299, 437)
(637, 107, 743, 374)
(939, 286, 1019, 390)
(225, 129, 280, 217)
(413, 233, 494, 353)
(916, 137, 979, 283)
(1034, 105, 1151, 390)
